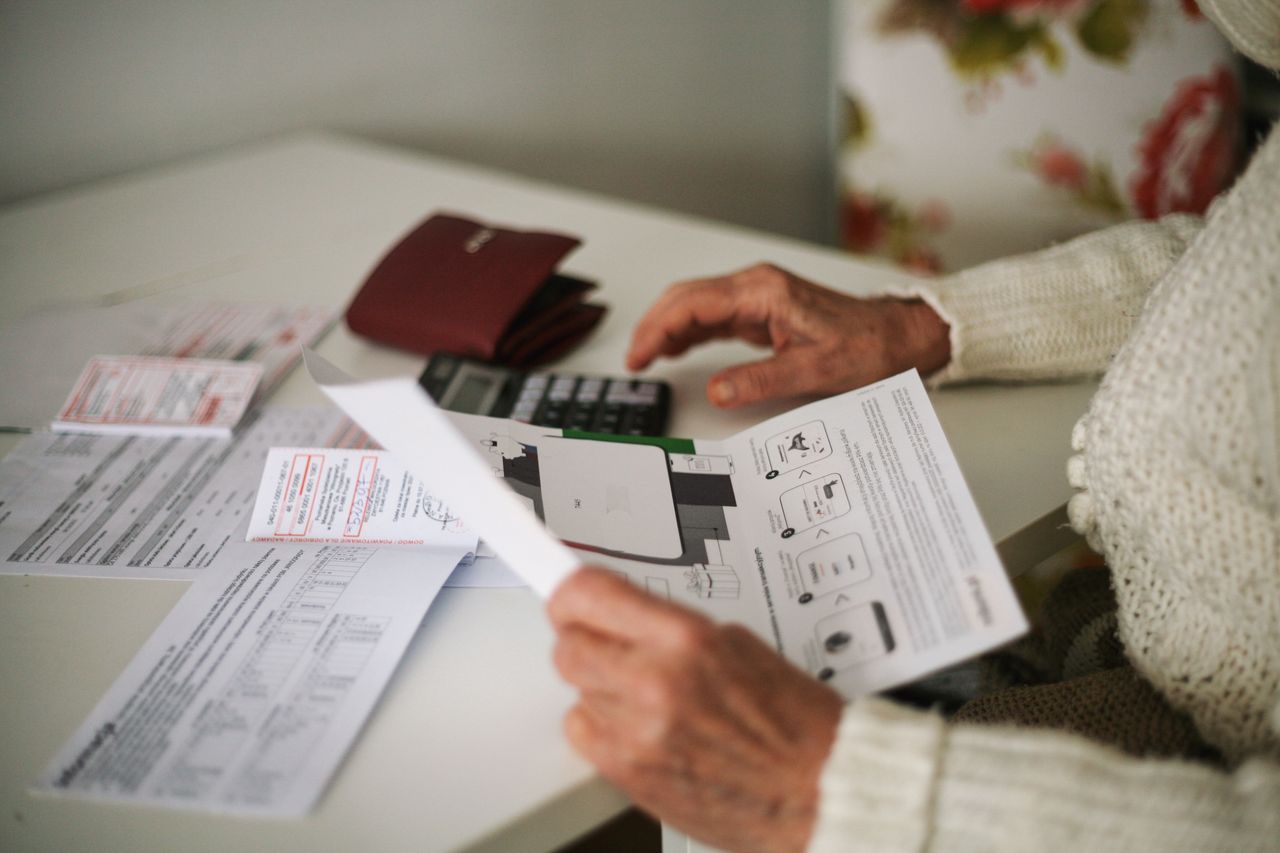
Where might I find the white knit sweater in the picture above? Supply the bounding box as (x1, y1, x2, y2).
(810, 67, 1280, 853)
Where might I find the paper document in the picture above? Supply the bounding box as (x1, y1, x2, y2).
(445, 554, 524, 588)
(248, 447, 471, 547)
(306, 353, 1027, 698)
(36, 541, 471, 815)
(0, 301, 336, 431)
(307, 351, 580, 599)
(0, 407, 377, 580)
(53, 355, 262, 437)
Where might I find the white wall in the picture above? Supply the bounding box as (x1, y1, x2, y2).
(0, 0, 835, 242)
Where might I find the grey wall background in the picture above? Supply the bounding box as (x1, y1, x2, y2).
(0, 0, 836, 243)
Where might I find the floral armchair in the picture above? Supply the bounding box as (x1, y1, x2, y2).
(837, 0, 1243, 273)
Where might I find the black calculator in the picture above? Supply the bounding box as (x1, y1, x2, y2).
(419, 352, 672, 436)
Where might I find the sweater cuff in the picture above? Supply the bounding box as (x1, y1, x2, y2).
(896, 214, 1202, 386)
(808, 698, 946, 853)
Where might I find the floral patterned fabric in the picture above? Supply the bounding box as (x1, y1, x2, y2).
(838, 0, 1243, 273)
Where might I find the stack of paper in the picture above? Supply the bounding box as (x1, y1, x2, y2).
(0, 301, 336, 431)
(1, 405, 478, 815)
(53, 355, 262, 438)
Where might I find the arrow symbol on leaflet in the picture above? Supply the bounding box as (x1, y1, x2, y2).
(815, 528, 829, 539)
(835, 594, 850, 605)
(798, 469, 812, 479)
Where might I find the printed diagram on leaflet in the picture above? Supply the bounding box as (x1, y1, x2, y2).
(684, 563, 741, 600)
(456, 372, 1025, 695)
(475, 413, 903, 683)
(794, 533, 871, 604)
(755, 418, 898, 682)
(300, 368, 1028, 703)
(777, 474, 850, 538)
(763, 420, 831, 479)
(792, 532, 890, 680)
(812, 601, 895, 681)
(477, 426, 743, 606)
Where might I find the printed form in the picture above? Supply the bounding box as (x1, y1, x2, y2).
(19, 405, 481, 815)
(247, 448, 467, 546)
(53, 355, 262, 437)
(309, 354, 1028, 699)
(0, 301, 335, 431)
(36, 540, 472, 816)
(0, 406, 468, 581)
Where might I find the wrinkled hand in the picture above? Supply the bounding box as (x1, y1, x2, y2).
(549, 567, 843, 853)
(627, 263, 951, 408)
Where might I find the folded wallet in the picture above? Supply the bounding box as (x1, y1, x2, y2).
(345, 213, 606, 367)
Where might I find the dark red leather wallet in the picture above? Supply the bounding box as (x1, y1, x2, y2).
(345, 213, 606, 367)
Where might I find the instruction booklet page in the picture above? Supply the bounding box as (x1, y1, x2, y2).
(439, 369, 1025, 698)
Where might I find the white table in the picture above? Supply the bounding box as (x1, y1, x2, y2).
(0, 134, 1095, 852)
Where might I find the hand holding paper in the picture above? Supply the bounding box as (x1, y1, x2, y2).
(305, 350, 1027, 701)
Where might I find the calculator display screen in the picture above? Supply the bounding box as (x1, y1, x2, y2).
(450, 374, 497, 414)
(421, 353, 670, 435)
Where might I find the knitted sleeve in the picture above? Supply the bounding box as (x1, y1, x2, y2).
(1065, 124, 1280, 762)
(808, 698, 1280, 853)
(914, 214, 1201, 385)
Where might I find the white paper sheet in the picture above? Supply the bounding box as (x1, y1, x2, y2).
(247, 447, 472, 548)
(35, 540, 471, 816)
(444, 554, 525, 588)
(0, 301, 336, 431)
(0, 407, 387, 580)
(53, 355, 262, 437)
(306, 352, 1027, 700)
(306, 351, 580, 599)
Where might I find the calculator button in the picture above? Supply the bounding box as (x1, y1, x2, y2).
(603, 380, 629, 403)
(593, 404, 624, 432)
(548, 377, 577, 402)
(522, 374, 549, 390)
(635, 383, 662, 403)
(605, 380, 660, 406)
(536, 403, 568, 427)
(575, 379, 604, 403)
(623, 407, 655, 433)
(565, 400, 594, 418)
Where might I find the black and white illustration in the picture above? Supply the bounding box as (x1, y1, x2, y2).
(397, 369, 1025, 703)
(684, 563, 741, 600)
(669, 452, 734, 476)
(764, 420, 831, 479)
(794, 532, 872, 604)
(813, 601, 896, 681)
(481, 431, 739, 568)
(778, 473, 850, 538)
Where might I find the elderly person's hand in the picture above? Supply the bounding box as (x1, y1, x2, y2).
(626, 263, 951, 408)
(549, 567, 843, 853)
